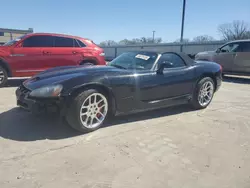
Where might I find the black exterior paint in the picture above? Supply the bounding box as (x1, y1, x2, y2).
(16, 52, 222, 116)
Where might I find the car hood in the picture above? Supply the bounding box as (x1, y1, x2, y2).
(0, 46, 10, 54)
(23, 65, 124, 90)
(197, 51, 216, 56)
(0, 46, 7, 48)
(35, 65, 113, 78)
(0, 45, 10, 49)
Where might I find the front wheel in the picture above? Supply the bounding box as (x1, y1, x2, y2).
(66, 89, 109, 133)
(191, 77, 215, 109)
(0, 66, 8, 88)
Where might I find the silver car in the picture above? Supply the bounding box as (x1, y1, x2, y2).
(195, 40, 250, 76)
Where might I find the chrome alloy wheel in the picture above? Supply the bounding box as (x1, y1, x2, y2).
(198, 81, 214, 106)
(79, 93, 108, 128)
(0, 70, 4, 84)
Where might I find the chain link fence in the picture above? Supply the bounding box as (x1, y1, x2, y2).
(102, 41, 225, 60)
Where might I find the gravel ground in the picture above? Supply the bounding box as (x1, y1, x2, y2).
(0, 76, 250, 188)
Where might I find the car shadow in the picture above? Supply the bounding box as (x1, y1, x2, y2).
(0, 105, 192, 142)
(223, 75, 250, 84)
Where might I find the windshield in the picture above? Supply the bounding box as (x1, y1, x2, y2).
(3, 34, 27, 46)
(108, 51, 158, 70)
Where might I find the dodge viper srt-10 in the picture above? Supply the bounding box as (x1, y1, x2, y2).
(16, 51, 222, 132)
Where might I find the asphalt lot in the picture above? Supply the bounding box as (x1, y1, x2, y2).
(1, 76, 250, 188)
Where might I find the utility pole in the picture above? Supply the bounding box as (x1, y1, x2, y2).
(180, 0, 186, 52)
(152, 31, 155, 43)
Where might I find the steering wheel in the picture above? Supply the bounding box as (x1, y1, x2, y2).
(127, 63, 145, 70)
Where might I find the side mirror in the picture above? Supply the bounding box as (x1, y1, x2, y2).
(216, 48, 221, 53)
(157, 61, 174, 74)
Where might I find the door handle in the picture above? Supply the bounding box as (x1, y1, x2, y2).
(72, 51, 78, 54)
(43, 51, 50, 54)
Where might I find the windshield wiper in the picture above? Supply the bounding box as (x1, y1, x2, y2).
(110, 64, 127, 70)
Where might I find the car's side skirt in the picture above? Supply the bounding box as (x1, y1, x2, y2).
(115, 94, 191, 116)
(146, 94, 191, 104)
(223, 71, 250, 76)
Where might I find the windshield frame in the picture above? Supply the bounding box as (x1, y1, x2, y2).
(3, 34, 27, 46)
(108, 51, 160, 71)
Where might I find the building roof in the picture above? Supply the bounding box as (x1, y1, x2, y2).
(0, 28, 33, 34)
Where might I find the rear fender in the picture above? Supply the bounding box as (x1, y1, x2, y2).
(80, 57, 99, 65)
(195, 72, 218, 92)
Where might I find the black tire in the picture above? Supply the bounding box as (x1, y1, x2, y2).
(80, 62, 94, 67)
(65, 89, 109, 133)
(0, 66, 8, 88)
(190, 77, 215, 109)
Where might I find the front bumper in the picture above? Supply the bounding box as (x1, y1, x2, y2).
(16, 85, 65, 115)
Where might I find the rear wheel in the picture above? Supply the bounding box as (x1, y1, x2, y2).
(0, 66, 8, 87)
(80, 61, 95, 67)
(191, 77, 215, 109)
(66, 89, 109, 133)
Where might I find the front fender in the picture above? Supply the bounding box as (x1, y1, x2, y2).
(62, 82, 117, 116)
(194, 62, 222, 91)
(66, 82, 111, 96)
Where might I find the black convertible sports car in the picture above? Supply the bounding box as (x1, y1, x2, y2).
(16, 51, 222, 132)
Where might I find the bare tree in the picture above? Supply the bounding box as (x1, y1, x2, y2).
(99, 40, 117, 46)
(118, 39, 130, 45)
(118, 38, 140, 45)
(218, 20, 250, 41)
(145, 37, 162, 44)
(244, 31, 250, 38)
(119, 37, 162, 45)
(193, 35, 215, 42)
(154, 38, 162, 43)
(174, 38, 190, 43)
(101, 37, 162, 46)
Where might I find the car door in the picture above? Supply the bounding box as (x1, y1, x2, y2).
(9, 35, 54, 77)
(46, 36, 83, 67)
(214, 42, 240, 73)
(233, 42, 250, 74)
(138, 52, 194, 107)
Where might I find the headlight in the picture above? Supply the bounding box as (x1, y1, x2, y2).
(29, 85, 63, 98)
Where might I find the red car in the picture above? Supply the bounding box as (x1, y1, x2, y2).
(0, 33, 106, 87)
